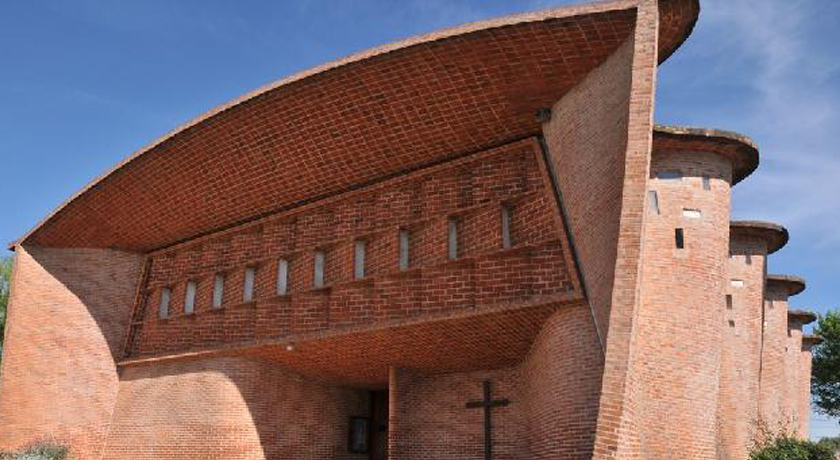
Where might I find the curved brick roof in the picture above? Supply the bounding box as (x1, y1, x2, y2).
(766, 274, 806, 297)
(653, 125, 759, 185)
(15, 0, 699, 253)
(729, 220, 788, 254)
(788, 309, 817, 325)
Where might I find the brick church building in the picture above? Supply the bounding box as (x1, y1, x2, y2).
(0, 0, 821, 459)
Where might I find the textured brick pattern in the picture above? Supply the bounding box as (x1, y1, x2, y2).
(100, 357, 369, 460)
(388, 367, 527, 460)
(26, 7, 642, 253)
(387, 304, 603, 460)
(761, 285, 795, 431)
(785, 319, 805, 433)
(799, 343, 816, 439)
(0, 246, 143, 459)
(2, 2, 821, 460)
(636, 148, 732, 460)
(520, 305, 604, 459)
(127, 140, 578, 359)
(542, 3, 660, 459)
(719, 235, 769, 460)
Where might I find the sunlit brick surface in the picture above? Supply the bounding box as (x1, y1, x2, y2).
(0, 247, 143, 458)
(4, 1, 823, 460)
(125, 140, 580, 361)
(100, 357, 369, 460)
(719, 232, 770, 460)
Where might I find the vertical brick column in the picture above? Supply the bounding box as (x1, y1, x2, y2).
(721, 222, 786, 459)
(799, 335, 822, 439)
(541, 1, 661, 458)
(388, 367, 411, 460)
(636, 145, 732, 460)
(786, 311, 817, 438)
(760, 275, 805, 434)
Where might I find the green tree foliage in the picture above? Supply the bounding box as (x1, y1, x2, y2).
(749, 435, 835, 460)
(0, 441, 67, 460)
(816, 435, 840, 453)
(812, 310, 840, 419)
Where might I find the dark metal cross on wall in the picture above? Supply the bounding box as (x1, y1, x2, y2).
(465, 380, 510, 460)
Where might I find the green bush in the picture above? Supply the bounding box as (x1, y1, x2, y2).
(749, 435, 835, 460)
(0, 442, 67, 460)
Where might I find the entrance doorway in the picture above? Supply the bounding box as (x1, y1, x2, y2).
(370, 390, 389, 460)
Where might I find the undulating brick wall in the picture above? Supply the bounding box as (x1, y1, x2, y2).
(543, 3, 660, 459)
(760, 285, 794, 432)
(0, 246, 143, 459)
(128, 139, 577, 359)
(101, 357, 369, 460)
(519, 304, 604, 460)
(636, 147, 732, 460)
(387, 303, 603, 460)
(388, 366, 527, 460)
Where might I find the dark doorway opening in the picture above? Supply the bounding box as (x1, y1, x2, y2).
(370, 390, 389, 460)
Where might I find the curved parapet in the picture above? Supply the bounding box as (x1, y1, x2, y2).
(767, 274, 807, 297)
(730, 220, 789, 254)
(653, 125, 759, 185)
(803, 334, 824, 349)
(789, 309, 818, 325)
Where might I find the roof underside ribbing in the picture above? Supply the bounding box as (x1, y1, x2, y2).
(17, 0, 699, 253)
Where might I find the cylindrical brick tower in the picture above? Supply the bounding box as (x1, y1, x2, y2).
(761, 274, 806, 434)
(787, 310, 817, 438)
(636, 126, 758, 460)
(800, 334, 823, 439)
(722, 221, 788, 459)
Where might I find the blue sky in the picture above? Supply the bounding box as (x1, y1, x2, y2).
(1, 0, 838, 439)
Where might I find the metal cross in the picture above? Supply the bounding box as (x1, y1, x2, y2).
(465, 380, 510, 460)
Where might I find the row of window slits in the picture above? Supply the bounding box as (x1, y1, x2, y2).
(157, 205, 516, 319)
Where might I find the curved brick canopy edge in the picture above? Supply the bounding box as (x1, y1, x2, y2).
(767, 274, 807, 296)
(729, 220, 788, 254)
(12, 0, 699, 253)
(653, 124, 759, 185)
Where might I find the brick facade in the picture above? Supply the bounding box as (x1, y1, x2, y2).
(0, 247, 143, 459)
(1, 1, 820, 460)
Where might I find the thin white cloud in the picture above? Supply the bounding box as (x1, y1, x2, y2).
(691, 0, 840, 244)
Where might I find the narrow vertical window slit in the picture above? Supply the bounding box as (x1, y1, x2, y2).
(243, 267, 256, 302)
(184, 281, 196, 314)
(314, 250, 326, 288)
(448, 217, 459, 260)
(276, 260, 288, 295)
(501, 205, 512, 249)
(354, 240, 366, 280)
(399, 229, 410, 271)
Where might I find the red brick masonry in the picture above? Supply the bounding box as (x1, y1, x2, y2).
(0, 0, 817, 459)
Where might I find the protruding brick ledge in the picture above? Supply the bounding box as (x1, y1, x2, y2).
(802, 334, 824, 349)
(653, 124, 759, 184)
(730, 220, 789, 254)
(788, 309, 818, 325)
(766, 274, 807, 296)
